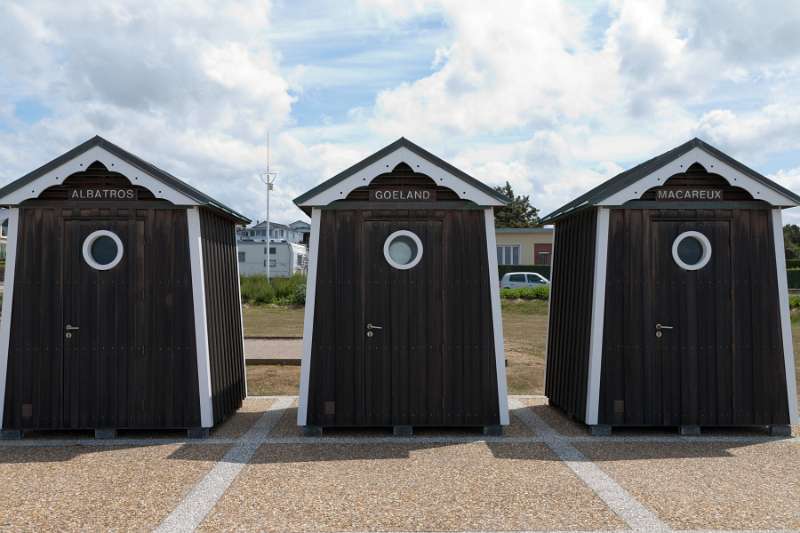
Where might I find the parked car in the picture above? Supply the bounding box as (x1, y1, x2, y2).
(500, 272, 550, 289)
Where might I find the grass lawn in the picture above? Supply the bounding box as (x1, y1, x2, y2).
(245, 302, 800, 404)
(243, 304, 304, 337)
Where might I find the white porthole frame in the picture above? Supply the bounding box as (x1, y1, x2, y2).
(672, 230, 711, 271)
(82, 230, 124, 271)
(383, 230, 423, 270)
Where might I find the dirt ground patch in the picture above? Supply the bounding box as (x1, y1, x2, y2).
(199, 441, 624, 533)
(247, 364, 301, 396)
(0, 444, 229, 532)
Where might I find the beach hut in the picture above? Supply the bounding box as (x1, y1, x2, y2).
(542, 138, 800, 436)
(0, 136, 249, 439)
(294, 138, 510, 435)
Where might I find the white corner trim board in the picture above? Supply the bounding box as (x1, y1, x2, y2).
(600, 146, 798, 207)
(484, 208, 510, 425)
(297, 146, 505, 208)
(297, 208, 322, 426)
(0, 209, 19, 426)
(771, 209, 799, 425)
(0, 145, 198, 206)
(187, 208, 214, 428)
(585, 207, 610, 425)
(233, 225, 249, 398)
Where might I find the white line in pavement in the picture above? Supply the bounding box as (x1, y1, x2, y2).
(509, 398, 670, 533)
(154, 396, 294, 533)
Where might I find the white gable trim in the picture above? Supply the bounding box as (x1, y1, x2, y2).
(297, 146, 504, 208)
(599, 146, 798, 207)
(0, 145, 199, 206)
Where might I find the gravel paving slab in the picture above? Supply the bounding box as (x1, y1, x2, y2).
(270, 405, 535, 438)
(245, 338, 302, 358)
(576, 440, 800, 531)
(212, 398, 275, 439)
(199, 441, 625, 532)
(0, 443, 229, 532)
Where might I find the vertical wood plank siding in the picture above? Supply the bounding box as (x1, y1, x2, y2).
(199, 208, 246, 425)
(307, 208, 499, 427)
(545, 208, 597, 421)
(3, 206, 200, 430)
(599, 208, 788, 426)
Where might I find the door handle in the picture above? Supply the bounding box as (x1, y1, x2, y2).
(65, 325, 80, 331)
(655, 323, 673, 330)
(366, 323, 383, 330)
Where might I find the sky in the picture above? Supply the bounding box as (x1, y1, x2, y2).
(2, 0, 800, 224)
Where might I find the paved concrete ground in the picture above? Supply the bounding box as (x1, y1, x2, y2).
(0, 396, 798, 532)
(245, 338, 302, 363)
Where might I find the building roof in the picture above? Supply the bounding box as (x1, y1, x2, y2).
(294, 137, 509, 210)
(245, 220, 291, 231)
(496, 226, 553, 234)
(541, 137, 800, 223)
(0, 135, 250, 223)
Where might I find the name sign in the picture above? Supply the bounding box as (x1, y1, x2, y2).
(71, 188, 138, 200)
(655, 188, 722, 201)
(369, 187, 436, 202)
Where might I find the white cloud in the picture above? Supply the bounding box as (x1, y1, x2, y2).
(2, 0, 800, 225)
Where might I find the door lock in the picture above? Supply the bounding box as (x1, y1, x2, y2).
(655, 323, 673, 338)
(366, 323, 383, 330)
(366, 331, 374, 338)
(65, 324, 79, 339)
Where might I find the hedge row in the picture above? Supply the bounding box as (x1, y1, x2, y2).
(501, 286, 549, 300)
(240, 274, 306, 305)
(788, 269, 800, 289)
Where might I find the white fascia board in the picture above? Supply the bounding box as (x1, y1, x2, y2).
(0, 145, 198, 206)
(599, 146, 799, 207)
(297, 146, 504, 208)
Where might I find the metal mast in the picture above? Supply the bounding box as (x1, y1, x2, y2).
(260, 133, 278, 281)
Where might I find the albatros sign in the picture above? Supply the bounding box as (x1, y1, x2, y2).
(70, 187, 138, 200)
(369, 187, 437, 202)
(655, 188, 723, 201)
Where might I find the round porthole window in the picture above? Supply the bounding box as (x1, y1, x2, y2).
(83, 230, 124, 271)
(672, 231, 711, 271)
(384, 230, 423, 270)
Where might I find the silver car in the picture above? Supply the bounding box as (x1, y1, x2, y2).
(500, 272, 550, 289)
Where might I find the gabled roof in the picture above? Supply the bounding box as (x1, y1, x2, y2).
(0, 135, 249, 223)
(294, 137, 509, 209)
(541, 137, 800, 223)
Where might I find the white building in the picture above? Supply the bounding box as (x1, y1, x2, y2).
(236, 219, 309, 277)
(237, 240, 307, 277)
(236, 220, 305, 243)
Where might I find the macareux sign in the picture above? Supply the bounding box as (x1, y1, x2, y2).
(655, 188, 723, 201)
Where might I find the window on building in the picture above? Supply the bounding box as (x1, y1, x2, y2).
(238, 251, 245, 262)
(496, 245, 520, 265)
(296, 254, 303, 266)
(534, 243, 553, 266)
(269, 259, 276, 267)
(269, 247, 276, 254)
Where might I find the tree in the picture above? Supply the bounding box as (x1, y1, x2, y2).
(784, 224, 800, 260)
(493, 181, 540, 227)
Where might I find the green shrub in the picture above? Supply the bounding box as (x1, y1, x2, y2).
(790, 294, 800, 310)
(240, 274, 307, 306)
(501, 285, 549, 300)
(290, 282, 307, 305)
(788, 269, 800, 289)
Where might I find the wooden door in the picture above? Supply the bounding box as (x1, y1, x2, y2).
(652, 218, 733, 426)
(360, 219, 445, 426)
(62, 218, 143, 429)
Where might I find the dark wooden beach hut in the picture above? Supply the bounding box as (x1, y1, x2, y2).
(542, 138, 799, 435)
(0, 136, 249, 439)
(294, 137, 510, 435)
